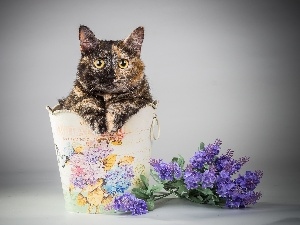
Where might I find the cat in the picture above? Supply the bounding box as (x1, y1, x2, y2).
(53, 25, 153, 134)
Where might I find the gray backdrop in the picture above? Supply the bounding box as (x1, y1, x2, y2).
(0, 0, 299, 204)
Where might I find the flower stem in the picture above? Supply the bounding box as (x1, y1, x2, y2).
(153, 188, 178, 201)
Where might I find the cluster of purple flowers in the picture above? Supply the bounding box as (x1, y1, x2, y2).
(184, 165, 217, 189)
(183, 139, 222, 189)
(150, 159, 182, 181)
(113, 193, 148, 215)
(184, 139, 262, 208)
(183, 165, 202, 189)
(150, 139, 263, 209)
(222, 170, 263, 208)
(190, 139, 222, 169)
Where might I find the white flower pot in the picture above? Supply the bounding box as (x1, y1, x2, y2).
(47, 104, 159, 213)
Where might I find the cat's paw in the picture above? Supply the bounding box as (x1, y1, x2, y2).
(95, 126, 108, 134)
(106, 110, 121, 133)
(107, 125, 118, 133)
(106, 121, 119, 133)
(90, 119, 107, 134)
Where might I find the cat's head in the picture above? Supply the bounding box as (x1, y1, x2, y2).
(77, 25, 145, 95)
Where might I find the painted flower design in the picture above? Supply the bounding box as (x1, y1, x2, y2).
(104, 165, 134, 194)
(68, 141, 114, 189)
(60, 138, 136, 213)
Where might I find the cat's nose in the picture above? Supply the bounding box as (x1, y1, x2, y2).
(99, 68, 115, 80)
(106, 73, 115, 79)
(99, 73, 115, 82)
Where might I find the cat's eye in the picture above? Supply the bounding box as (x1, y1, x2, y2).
(93, 59, 105, 69)
(118, 59, 129, 69)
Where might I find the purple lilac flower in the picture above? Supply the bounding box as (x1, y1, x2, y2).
(215, 149, 250, 176)
(217, 170, 263, 208)
(225, 188, 262, 208)
(235, 171, 262, 191)
(219, 170, 230, 179)
(190, 139, 222, 169)
(215, 155, 241, 175)
(215, 169, 233, 197)
(183, 165, 201, 190)
(237, 156, 250, 167)
(113, 193, 148, 215)
(150, 159, 182, 181)
(225, 185, 247, 208)
(226, 195, 245, 208)
(104, 165, 134, 194)
(206, 139, 222, 155)
(173, 162, 183, 179)
(244, 191, 262, 205)
(200, 169, 217, 189)
(189, 151, 207, 169)
(217, 181, 235, 198)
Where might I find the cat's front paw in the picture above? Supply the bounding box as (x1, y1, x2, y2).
(90, 118, 107, 134)
(106, 110, 121, 133)
(107, 125, 119, 133)
(95, 125, 108, 134)
(106, 120, 119, 133)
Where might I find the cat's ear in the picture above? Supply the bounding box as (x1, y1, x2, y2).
(123, 26, 144, 56)
(79, 25, 97, 52)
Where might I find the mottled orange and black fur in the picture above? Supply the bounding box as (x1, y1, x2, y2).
(54, 26, 153, 134)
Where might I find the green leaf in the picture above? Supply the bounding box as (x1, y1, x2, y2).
(146, 199, 155, 211)
(199, 142, 205, 150)
(211, 195, 220, 203)
(204, 194, 218, 205)
(132, 188, 150, 200)
(150, 184, 164, 193)
(172, 157, 179, 164)
(198, 187, 213, 196)
(140, 174, 149, 188)
(172, 180, 188, 197)
(172, 155, 185, 169)
(178, 185, 188, 197)
(150, 169, 161, 183)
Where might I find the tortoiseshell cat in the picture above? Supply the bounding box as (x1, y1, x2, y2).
(53, 25, 153, 134)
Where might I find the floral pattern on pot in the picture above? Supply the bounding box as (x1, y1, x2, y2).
(48, 105, 156, 214)
(55, 137, 139, 213)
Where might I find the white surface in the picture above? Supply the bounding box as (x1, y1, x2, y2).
(1, 172, 299, 225)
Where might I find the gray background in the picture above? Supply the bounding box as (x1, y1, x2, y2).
(0, 0, 300, 224)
